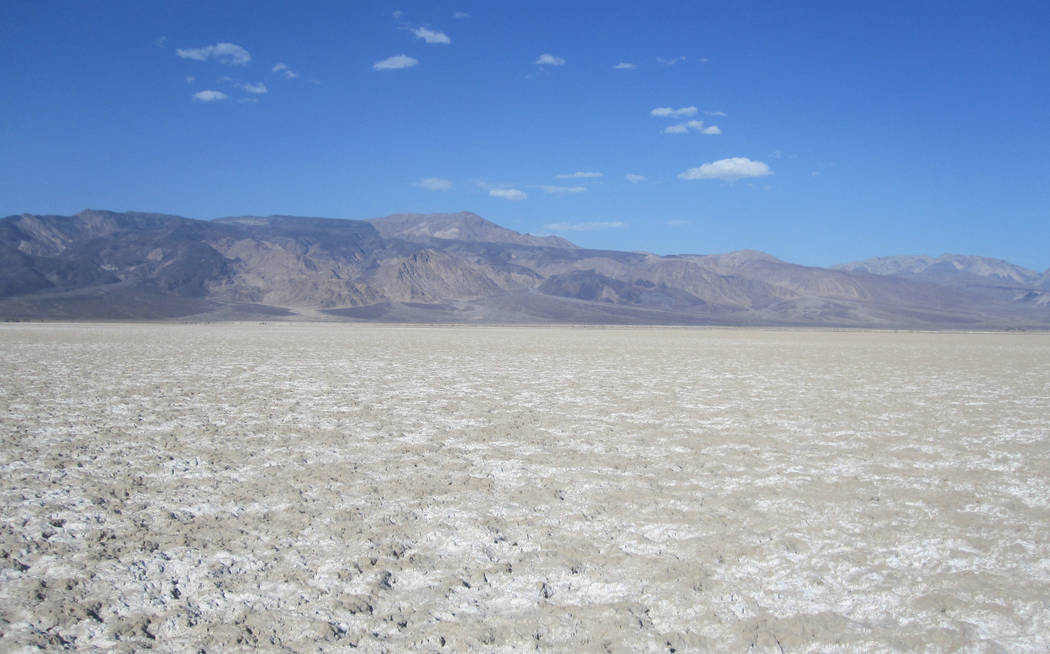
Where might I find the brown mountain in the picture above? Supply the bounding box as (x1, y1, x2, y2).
(1, 209, 1047, 328)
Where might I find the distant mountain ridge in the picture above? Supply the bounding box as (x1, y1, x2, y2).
(367, 212, 577, 249)
(835, 254, 1050, 308)
(1, 209, 1048, 327)
(835, 254, 1047, 286)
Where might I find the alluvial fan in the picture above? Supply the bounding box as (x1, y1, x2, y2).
(1, 323, 1048, 652)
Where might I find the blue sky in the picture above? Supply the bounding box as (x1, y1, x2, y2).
(3, 1, 1048, 270)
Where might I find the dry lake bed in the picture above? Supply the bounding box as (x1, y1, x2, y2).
(1, 323, 1049, 652)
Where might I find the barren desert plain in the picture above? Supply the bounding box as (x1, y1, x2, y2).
(1, 322, 1049, 652)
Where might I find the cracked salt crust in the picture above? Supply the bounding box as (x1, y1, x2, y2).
(1, 323, 1049, 652)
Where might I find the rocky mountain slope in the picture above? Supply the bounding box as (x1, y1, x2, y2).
(1, 209, 1047, 327)
(835, 254, 1050, 308)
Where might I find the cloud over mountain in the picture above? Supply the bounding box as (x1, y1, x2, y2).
(679, 157, 772, 181)
(413, 27, 451, 44)
(651, 106, 697, 118)
(177, 43, 251, 65)
(416, 177, 453, 191)
(374, 55, 418, 71)
(556, 171, 602, 179)
(489, 188, 527, 201)
(192, 90, 228, 102)
(544, 221, 625, 231)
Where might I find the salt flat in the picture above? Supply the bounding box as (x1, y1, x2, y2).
(1, 323, 1048, 652)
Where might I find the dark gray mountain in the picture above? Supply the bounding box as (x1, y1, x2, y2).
(2, 209, 1047, 327)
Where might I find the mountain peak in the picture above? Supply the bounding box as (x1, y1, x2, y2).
(837, 253, 1042, 286)
(368, 212, 577, 249)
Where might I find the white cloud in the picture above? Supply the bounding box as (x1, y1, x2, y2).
(625, 174, 646, 183)
(545, 221, 625, 231)
(185, 75, 195, 84)
(656, 56, 686, 65)
(192, 90, 228, 102)
(416, 177, 453, 191)
(678, 157, 772, 181)
(706, 110, 728, 117)
(177, 42, 251, 65)
(414, 27, 451, 44)
(650, 106, 697, 118)
(272, 63, 300, 79)
(556, 171, 602, 179)
(538, 185, 587, 194)
(536, 53, 565, 66)
(490, 188, 527, 201)
(241, 82, 267, 94)
(154, 36, 168, 48)
(613, 62, 637, 70)
(392, 10, 403, 20)
(453, 11, 471, 19)
(374, 54, 418, 71)
(663, 119, 721, 135)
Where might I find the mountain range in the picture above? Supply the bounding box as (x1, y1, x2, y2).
(1, 209, 1047, 328)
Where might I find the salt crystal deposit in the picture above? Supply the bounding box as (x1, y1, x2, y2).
(1, 323, 1048, 652)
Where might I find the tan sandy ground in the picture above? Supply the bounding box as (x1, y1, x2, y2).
(1, 323, 1049, 652)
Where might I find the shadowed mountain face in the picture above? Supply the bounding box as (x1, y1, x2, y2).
(1, 209, 1048, 327)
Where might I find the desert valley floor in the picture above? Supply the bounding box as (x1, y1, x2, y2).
(1, 323, 1049, 652)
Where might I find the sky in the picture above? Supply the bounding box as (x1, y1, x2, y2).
(2, 1, 1049, 270)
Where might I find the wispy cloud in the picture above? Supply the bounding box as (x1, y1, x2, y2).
(651, 106, 697, 118)
(538, 185, 587, 194)
(220, 77, 268, 95)
(192, 90, 228, 102)
(416, 177, 453, 191)
(536, 53, 565, 66)
(625, 174, 646, 183)
(656, 56, 686, 65)
(545, 221, 625, 232)
(679, 157, 772, 181)
(185, 75, 195, 84)
(374, 54, 418, 71)
(666, 219, 689, 226)
(154, 36, 168, 48)
(663, 119, 720, 135)
(613, 62, 637, 70)
(453, 11, 471, 19)
(272, 63, 300, 79)
(556, 171, 602, 179)
(414, 27, 451, 44)
(490, 188, 527, 201)
(705, 110, 727, 117)
(177, 43, 251, 65)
